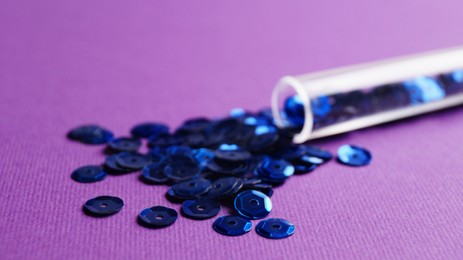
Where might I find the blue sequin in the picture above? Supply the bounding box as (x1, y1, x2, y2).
(293, 161, 317, 174)
(218, 144, 240, 151)
(68, 125, 114, 145)
(450, 70, 463, 83)
(404, 77, 445, 104)
(166, 145, 192, 156)
(256, 158, 294, 181)
(311, 95, 331, 117)
(234, 190, 272, 220)
(148, 133, 183, 147)
(108, 137, 141, 152)
(254, 125, 277, 135)
(170, 178, 212, 199)
(337, 144, 372, 166)
(283, 96, 305, 127)
(164, 161, 201, 182)
(301, 145, 333, 162)
(256, 218, 295, 239)
(181, 198, 221, 219)
(71, 165, 106, 183)
(175, 118, 211, 135)
(104, 154, 134, 174)
(192, 148, 214, 169)
(207, 177, 243, 199)
(229, 108, 246, 118)
(206, 148, 249, 176)
(247, 132, 279, 152)
(131, 123, 169, 139)
(213, 215, 252, 236)
(84, 196, 124, 216)
(214, 146, 251, 162)
(138, 206, 178, 228)
(141, 163, 169, 184)
(115, 152, 152, 170)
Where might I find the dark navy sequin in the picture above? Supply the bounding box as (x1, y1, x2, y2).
(166, 145, 193, 157)
(247, 132, 279, 152)
(84, 196, 124, 216)
(256, 218, 295, 239)
(71, 165, 106, 183)
(242, 178, 263, 186)
(130, 123, 169, 139)
(207, 177, 243, 199)
(441, 70, 463, 95)
(141, 163, 169, 184)
(68, 125, 114, 145)
(175, 118, 211, 135)
(337, 145, 372, 166)
(164, 161, 201, 182)
(206, 158, 248, 176)
(181, 198, 221, 219)
(115, 152, 152, 170)
(148, 134, 183, 147)
(234, 190, 272, 220)
(242, 183, 274, 197)
(181, 133, 207, 148)
(104, 154, 134, 174)
(293, 162, 317, 174)
(213, 215, 252, 236)
(138, 206, 178, 228)
(171, 178, 212, 199)
(108, 137, 141, 152)
(214, 148, 251, 163)
(256, 158, 294, 181)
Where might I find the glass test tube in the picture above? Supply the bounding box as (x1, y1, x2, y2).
(271, 46, 463, 143)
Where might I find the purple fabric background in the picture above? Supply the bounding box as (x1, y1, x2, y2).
(1, 1, 463, 259)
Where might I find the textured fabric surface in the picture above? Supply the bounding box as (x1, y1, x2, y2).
(1, 1, 463, 259)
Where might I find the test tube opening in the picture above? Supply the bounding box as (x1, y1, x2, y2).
(271, 76, 313, 143)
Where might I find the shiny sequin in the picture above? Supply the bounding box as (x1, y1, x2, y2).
(213, 215, 252, 236)
(138, 206, 178, 228)
(404, 77, 445, 104)
(234, 190, 272, 220)
(337, 144, 372, 166)
(192, 148, 214, 169)
(181, 198, 221, 219)
(255, 218, 295, 239)
(256, 158, 294, 181)
(283, 96, 305, 127)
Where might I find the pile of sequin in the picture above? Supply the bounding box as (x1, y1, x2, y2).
(68, 107, 371, 239)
